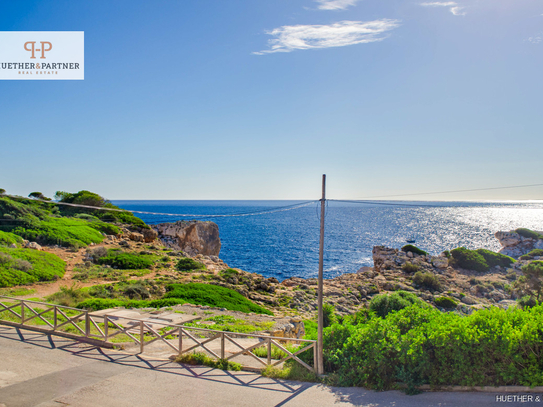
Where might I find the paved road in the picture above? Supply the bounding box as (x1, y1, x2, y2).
(0, 326, 537, 407)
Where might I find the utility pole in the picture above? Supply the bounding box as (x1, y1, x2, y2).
(317, 174, 326, 375)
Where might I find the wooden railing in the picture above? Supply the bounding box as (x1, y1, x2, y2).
(0, 296, 317, 373)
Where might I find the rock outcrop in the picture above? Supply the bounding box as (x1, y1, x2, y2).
(495, 230, 543, 258)
(153, 221, 221, 256)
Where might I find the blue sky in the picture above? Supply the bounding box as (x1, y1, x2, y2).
(1, 0, 542, 200)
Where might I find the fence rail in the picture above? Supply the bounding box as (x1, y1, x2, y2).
(0, 295, 317, 373)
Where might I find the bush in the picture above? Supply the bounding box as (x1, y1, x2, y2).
(0, 247, 65, 287)
(323, 303, 337, 327)
(520, 249, 543, 261)
(123, 282, 150, 300)
(450, 247, 488, 272)
(98, 250, 154, 270)
(401, 245, 427, 256)
(413, 271, 441, 291)
(176, 257, 206, 272)
(164, 283, 273, 315)
(434, 296, 458, 309)
(322, 304, 543, 392)
(175, 352, 242, 371)
(476, 249, 515, 268)
(515, 228, 543, 240)
(0, 231, 23, 247)
(401, 262, 419, 273)
(369, 291, 426, 318)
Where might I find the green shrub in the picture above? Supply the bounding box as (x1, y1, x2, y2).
(401, 245, 427, 256)
(450, 247, 488, 272)
(515, 228, 543, 240)
(413, 271, 441, 290)
(323, 303, 337, 327)
(0, 247, 66, 287)
(176, 257, 206, 271)
(520, 249, 543, 260)
(322, 304, 543, 392)
(164, 283, 272, 315)
(0, 231, 23, 247)
(369, 291, 426, 318)
(98, 250, 154, 270)
(443, 250, 451, 258)
(47, 284, 90, 307)
(476, 249, 515, 268)
(123, 282, 151, 300)
(434, 296, 458, 309)
(401, 262, 419, 273)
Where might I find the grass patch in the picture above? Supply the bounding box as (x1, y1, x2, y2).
(0, 287, 36, 296)
(164, 283, 273, 315)
(175, 352, 242, 371)
(0, 247, 66, 287)
(185, 315, 274, 333)
(98, 249, 154, 270)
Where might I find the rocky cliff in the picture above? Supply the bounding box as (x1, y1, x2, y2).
(152, 221, 221, 256)
(495, 230, 543, 258)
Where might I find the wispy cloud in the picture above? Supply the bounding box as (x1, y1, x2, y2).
(421, 1, 466, 16)
(527, 36, 542, 44)
(315, 0, 361, 10)
(254, 19, 400, 55)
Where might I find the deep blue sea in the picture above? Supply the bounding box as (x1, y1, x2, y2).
(112, 200, 543, 281)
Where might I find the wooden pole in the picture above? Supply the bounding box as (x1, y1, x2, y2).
(317, 174, 326, 375)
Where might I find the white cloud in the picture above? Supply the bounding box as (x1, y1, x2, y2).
(421, 1, 466, 16)
(254, 19, 400, 55)
(527, 36, 542, 44)
(315, 0, 361, 10)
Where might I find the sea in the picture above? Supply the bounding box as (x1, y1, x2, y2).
(112, 200, 543, 281)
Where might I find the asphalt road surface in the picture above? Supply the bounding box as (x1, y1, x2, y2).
(0, 326, 536, 407)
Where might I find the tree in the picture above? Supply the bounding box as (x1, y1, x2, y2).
(513, 261, 543, 305)
(28, 192, 51, 201)
(0, 188, 5, 195)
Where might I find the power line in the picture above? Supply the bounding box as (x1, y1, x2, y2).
(343, 183, 543, 200)
(329, 199, 436, 208)
(2, 194, 318, 218)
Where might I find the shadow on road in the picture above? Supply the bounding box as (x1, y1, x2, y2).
(0, 326, 316, 403)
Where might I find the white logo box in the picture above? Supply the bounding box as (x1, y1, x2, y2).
(0, 31, 84, 80)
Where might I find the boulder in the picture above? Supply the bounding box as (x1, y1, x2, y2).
(128, 232, 144, 242)
(142, 228, 158, 243)
(432, 256, 448, 269)
(26, 242, 42, 250)
(153, 221, 221, 256)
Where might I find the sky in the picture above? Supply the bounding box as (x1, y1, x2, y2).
(0, 0, 542, 201)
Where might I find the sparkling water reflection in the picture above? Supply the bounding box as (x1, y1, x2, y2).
(113, 200, 543, 281)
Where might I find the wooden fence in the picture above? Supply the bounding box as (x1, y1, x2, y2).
(0, 295, 317, 373)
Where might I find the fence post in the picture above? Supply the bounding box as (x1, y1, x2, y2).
(178, 328, 183, 355)
(267, 338, 272, 366)
(221, 332, 225, 359)
(85, 311, 90, 337)
(313, 343, 318, 374)
(53, 306, 57, 330)
(21, 301, 25, 324)
(140, 321, 144, 353)
(104, 315, 108, 341)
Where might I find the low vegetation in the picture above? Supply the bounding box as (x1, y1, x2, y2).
(176, 257, 206, 272)
(369, 291, 427, 318)
(450, 247, 515, 272)
(515, 228, 543, 240)
(412, 271, 441, 291)
(401, 245, 427, 256)
(0, 247, 65, 287)
(97, 249, 154, 270)
(175, 352, 242, 371)
(303, 301, 543, 394)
